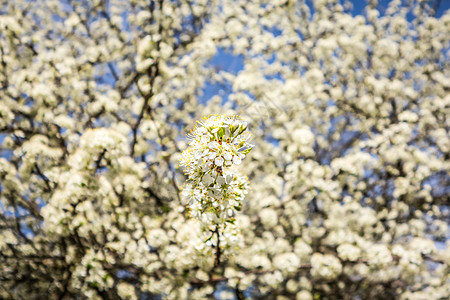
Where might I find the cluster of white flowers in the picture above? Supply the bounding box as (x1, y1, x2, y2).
(180, 115, 253, 227)
(68, 128, 129, 171)
(366, 244, 393, 267)
(311, 253, 343, 280)
(337, 243, 361, 262)
(1, 0, 449, 298)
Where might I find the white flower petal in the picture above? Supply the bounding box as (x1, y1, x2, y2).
(208, 141, 219, 149)
(223, 152, 232, 161)
(202, 174, 214, 186)
(225, 174, 233, 184)
(215, 157, 224, 166)
(217, 176, 226, 186)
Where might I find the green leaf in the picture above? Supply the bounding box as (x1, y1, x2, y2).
(238, 125, 247, 134)
(218, 127, 225, 138)
(229, 125, 236, 135)
(241, 148, 253, 155)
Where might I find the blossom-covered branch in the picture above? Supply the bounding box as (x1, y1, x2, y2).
(180, 115, 253, 226)
(0, 0, 449, 299)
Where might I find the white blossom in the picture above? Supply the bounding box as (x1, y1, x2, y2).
(311, 253, 343, 280)
(0, 0, 448, 298)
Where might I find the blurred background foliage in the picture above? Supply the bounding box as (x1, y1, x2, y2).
(0, 0, 449, 299)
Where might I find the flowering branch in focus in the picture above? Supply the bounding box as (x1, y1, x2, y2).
(179, 115, 254, 260)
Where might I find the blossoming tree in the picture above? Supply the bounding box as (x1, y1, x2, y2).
(0, 0, 449, 299)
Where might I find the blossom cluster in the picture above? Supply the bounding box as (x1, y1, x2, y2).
(1, 0, 449, 299)
(180, 115, 253, 226)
